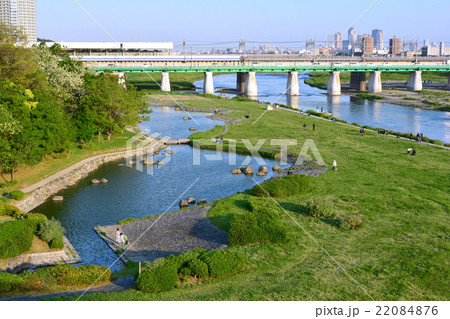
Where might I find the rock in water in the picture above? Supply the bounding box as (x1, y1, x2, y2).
(100, 178, 108, 183)
(157, 161, 165, 166)
(166, 149, 174, 154)
(189, 127, 199, 131)
(244, 166, 254, 175)
(183, 117, 188, 120)
(52, 196, 64, 202)
(91, 179, 100, 184)
(259, 166, 268, 173)
(232, 169, 242, 175)
(256, 172, 266, 177)
(187, 198, 196, 204)
(179, 200, 189, 208)
(272, 165, 281, 171)
(198, 199, 207, 205)
(142, 158, 156, 166)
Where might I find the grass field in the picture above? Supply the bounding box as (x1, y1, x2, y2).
(127, 72, 207, 91)
(52, 94, 449, 301)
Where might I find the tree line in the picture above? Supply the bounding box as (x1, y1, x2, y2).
(0, 23, 150, 181)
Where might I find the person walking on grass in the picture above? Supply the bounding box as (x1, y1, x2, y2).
(332, 160, 337, 171)
(303, 123, 306, 130)
(313, 123, 316, 131)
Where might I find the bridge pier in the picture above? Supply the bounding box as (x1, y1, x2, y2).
(203, 72, 214, 94)
(236, 72, 247, 94)
(327, 71, 341, 96)
(286, 71, 300, 96)
(368, 71, 382, 93)
(407, 71, 423, 91)
(161, 72, 171, 92)
(244, 72, 258, 97)
(350, 72, 366, 92)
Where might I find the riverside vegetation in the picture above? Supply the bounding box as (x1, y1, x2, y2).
(49, 77, 449, 300)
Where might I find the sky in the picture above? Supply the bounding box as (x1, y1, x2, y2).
(36, 0, 450, 49)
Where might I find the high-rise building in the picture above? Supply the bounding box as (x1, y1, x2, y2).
(335, 32, 343, 50)
(372, 29, 384, 50)
(0, 0, 36, 43)
(389, 36, 402, 55)
(326, 35, 335, 48)
(348, 27, 357, 46)
(362, 35, 374, 55)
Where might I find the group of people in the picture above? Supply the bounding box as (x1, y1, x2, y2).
(302, 123, 316, 131)
(115, 228, 128, 250)
(407, 148, 417, 156)
(409, 132, 424, 142)
(215, 136, 224, 144)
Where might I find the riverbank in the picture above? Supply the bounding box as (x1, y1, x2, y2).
(305, 72, 450, 111)
(49, 92, 449, 301)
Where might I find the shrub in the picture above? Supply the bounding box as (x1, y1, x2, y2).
(4, 203, 20, 216)
(37, 218, 64, 243)
(228, 198, 288, 246)
(136, 264, 178, 292)
(26, 213, 48, 232)
(0, 219, 34, 258)
(45, 264, 111, 286)
(180, 267, 192, 277)
(0, 203, 6, 216)
(50, 236, 65, 249)
(253, 174, 311, 198)
(0, 197, 7, 203)
(306, 198, 334, 218)
(9, 190, 24, 201)
(0, 272, 25, 292)
(187, 259, 209, 278)
(338, 216, 362, 230)
(163, 248, 207, 271)
(200, 250, 247, 278)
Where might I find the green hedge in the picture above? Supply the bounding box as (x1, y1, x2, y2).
(253, 174, 311, 198)
(187, 259, 209, 278)
(45, 264, 111, 286)
(228, 198, 288, 246)
(306, 197, 334, 218)
(9, 190, 25, 201)
(50, 236, 65, 249)
(37, 218, 64, 244)
(136, 264, 178, 292)
(0, 219, 34, 259)
(0, 272, 26, 292)
(200, 250, 247, 278)
(25, 213, 48, 232)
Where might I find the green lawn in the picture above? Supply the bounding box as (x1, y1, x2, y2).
(53, 95, 449, 301)
(127, 72, 206, 91)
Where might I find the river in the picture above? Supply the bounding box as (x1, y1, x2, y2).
(32, 107, 289, 269)
(194, 73, 450, 143)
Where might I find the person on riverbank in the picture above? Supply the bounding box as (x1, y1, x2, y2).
(411, 149, 416, 156)
(119, 233, 127, 250)
(303, 123, 306, 130)
(332, 160, 337, 171)
(220, 137, 224, 144)
(360, 128, 365, 135)
(313, 123, 316, 131)
(115, 228, 120, 243)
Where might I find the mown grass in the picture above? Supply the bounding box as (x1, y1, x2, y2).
(52, 95, 449, 301)
(127, 72, 207, 91)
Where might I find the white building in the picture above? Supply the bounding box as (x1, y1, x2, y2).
(0, 0, 36, 43)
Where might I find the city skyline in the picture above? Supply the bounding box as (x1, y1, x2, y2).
(35, 0, 450, 46)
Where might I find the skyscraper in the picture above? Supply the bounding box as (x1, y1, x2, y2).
(348, 27, 357, 46)
(362, 35, 374, 56)
(372, 29, 384, 50)
(0, 0, 36, 43)
(389, 36, 402, 56)
(335, 32, 343, 50)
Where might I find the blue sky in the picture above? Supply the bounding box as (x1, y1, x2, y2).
(37, 0, 449, 48)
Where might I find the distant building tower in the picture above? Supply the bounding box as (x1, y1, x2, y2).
(362, 35, 374, 56)
(440, 42, 445, 56)
(389, 36, 402, 56)
(371, 29, 384, 50)
(326, 35, 335, 48)
(348, 27, 357, 46)
(335, 32, 343, 50)
(0, 0, 37, 43)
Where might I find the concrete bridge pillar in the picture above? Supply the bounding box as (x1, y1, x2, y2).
(244, 72, 258, 97)
(161, 72, 171, 92)
(286, 71, 300, 96)
(327, 71, 341, 96)
(236, 72, 247, 94)
(368, 71, 382, 93)
(407, 71, 423, 91)
(350, 72, 366, 92)
(203, 72, 214, 94)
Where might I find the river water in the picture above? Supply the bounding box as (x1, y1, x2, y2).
(32, 107, 289, 269)
(194, 73, 450, 143)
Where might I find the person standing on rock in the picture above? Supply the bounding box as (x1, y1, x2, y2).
(115, 228, 121, 244)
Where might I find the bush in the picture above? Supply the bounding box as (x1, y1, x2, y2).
(9, 190, 24, 201)
(45, 264, 111, 286)
(0, 197, 7, 203)
(0, 203, 6, 216)
(136, 264, 178, 292)
(50, 236, 65, 249)
(0, 219, 34, 258)
(180, 267, 192, 277)
(338, 216, 362, 230)
(187, 259, 209, 278)
(200, 250, 247, 278)
(163, 248, 207, 271)
(4, 203, 20, 216)
(228, 198, 288, 246)
(253, 174, 311, 198)
(26, 213, 48, 232)
(306, 198, 334, 218)
(0, 272, 25, 292)
(37, 218, 64, 243)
